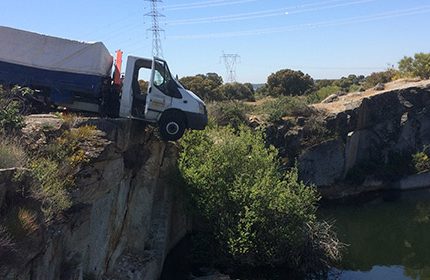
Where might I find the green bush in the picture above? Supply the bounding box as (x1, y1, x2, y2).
(253, 96, 312, 123)
(307, 85, 341, 104)
(302, 116, 335, 147)
(178, 126, 341, 270)
(399, 53, 430, 79)
(28, 125, 98, 221)
(0, 101, 25, 132)
(216, 82, 255, 101)
(29, 159, 73, 221)
(0, 85, 32, 132)
(333, 74, 365, 91)
(412, 151, 430, 173)
(207, 101, 249, 129)
(0, 136, 27, 169)
(363, 69, 397, 89)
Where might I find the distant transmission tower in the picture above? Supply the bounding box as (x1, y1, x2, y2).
(145, 0, 165, 57)
(221, 52, 240, 82)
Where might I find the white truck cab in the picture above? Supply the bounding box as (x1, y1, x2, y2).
(119, 56, 208, 141)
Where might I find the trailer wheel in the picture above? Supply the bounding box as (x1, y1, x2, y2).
(158, 112, 186, 141)
(6, 96, 29, 115)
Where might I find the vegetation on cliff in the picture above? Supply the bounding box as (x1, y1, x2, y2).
(178, 126, 342, 275)
(0, 95, 104, 226)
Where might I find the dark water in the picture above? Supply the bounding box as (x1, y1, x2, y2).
(322, 189, 430, 280)
(162, 189, 430, 279)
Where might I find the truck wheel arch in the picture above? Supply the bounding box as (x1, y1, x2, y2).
(158, 109, 188, 141)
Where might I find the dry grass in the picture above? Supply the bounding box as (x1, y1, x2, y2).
(313, 79, 430, 114)
(60, 113, 81, 128)
(0, 136, 27, 169)
(18, 208, 40, 234)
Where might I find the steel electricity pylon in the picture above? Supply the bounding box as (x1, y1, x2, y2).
(145, 0, 165, 57)
(221, 52, 240, 82)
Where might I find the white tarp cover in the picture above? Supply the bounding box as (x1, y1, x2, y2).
(0, 26, 113, 77)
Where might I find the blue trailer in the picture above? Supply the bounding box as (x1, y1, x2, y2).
(0, 26, 115, 114)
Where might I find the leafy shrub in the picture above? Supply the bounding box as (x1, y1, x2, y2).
(333, 74, 365, 91)
(29, 125, 98, 220)
(363, 69, 397, 89)
(0, 100, 25, 132)
(302, 115, 335, 147)
(0, 136, 27, 168)
(253, 96, 312, 123)
(349, 84, 364, 93)
(307, 85, 341, 104)
(412, 151, 430, 173)
(399, 53, 430, 79)
(216, 82, 255, 101)
(29, 159, 73, 220)
(179, 126, 341, 271)
(207, 101, 249, 129)
(0, 85, 34, 131)
(315, 79, 336, 90)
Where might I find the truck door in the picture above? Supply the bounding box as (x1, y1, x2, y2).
(145, 58, 176, 121)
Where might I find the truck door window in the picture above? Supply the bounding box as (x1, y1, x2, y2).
(154, 60, 182, 99)
(133, 59, 152, 97)
(153, 70, 165, 87)
(138, 68, 150, 94)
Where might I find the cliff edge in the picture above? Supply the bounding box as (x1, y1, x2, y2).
(0, 115, 189, 279)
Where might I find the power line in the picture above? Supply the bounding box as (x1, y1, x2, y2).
(162, 0, 237, 9)
(145, 0, 165, 57)
(221, 52, 241, 82)
(171, 5, 430, 39)
(166, 0, 374, 26)
(163, 0, 258, 11)
(71, 0, 360, 42)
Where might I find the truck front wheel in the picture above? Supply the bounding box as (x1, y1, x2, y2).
(158, 112, 186, 141)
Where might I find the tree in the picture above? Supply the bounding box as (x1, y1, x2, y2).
(216, 82, 255, 101)
(315, 79, 336, 90)
(179, 73, 224, 101)
(266, 69, 315, 96)
(399, 53, 430, 79)
(334, 74, 365, 91)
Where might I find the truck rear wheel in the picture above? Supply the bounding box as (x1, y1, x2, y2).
(6, 96, 29, 115)
(158, 112, 186, 141)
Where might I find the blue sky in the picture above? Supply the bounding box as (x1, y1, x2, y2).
(1, 0, 430, 83)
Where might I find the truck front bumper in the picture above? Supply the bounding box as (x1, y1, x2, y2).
(185, 112, 208, 130)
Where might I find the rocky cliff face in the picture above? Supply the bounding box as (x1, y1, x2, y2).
(0, 116, 189, 279)
(268, 80, 430, 197)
